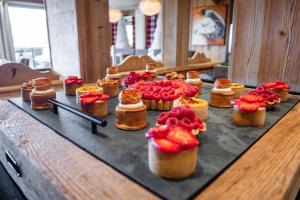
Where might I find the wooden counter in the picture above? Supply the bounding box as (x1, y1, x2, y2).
(0, 87, 299, 200)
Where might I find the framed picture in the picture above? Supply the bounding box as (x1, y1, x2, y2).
(191, 5, 228, 46)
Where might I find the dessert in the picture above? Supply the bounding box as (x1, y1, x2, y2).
(185, 71, 203, 94)
(140, 71, 156, 81)
(106, 66, 122, 86)
(79, 92, 109, 117)
(20, 80, 33, 102)
(63, 76, 84, 96)
(173, 96, 208, 121)
(115, 88, 147, 130)
(165, 72, 185, 80)
(232, 94, 267, 127)
(230, 83, 245, 99)
(143, 63, 158, 80)
(76, 86, 103, 103)
(30, 77, 56, 110)
(210, 78, 235, 108)
(131, 80, 199, 111)
(123, 71, 142, 87)
(97, 79, 119, 97)
(248, 85, 281, 109)
(264, 81, 290, 102)
(146, 107, 206, 179)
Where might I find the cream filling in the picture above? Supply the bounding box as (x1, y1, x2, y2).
(106, 73, 121, 78)
(186, 78, 201, 84)
(212, 87, 232, 92)
(146, 69, 157, 73)
(31, 88, 54, 95)
(118, 101, 144, 109)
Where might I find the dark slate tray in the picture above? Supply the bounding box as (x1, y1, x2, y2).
(8, 86, 299, 200)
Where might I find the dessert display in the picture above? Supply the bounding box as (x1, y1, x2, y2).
(131, 80, 199, 111)
(63, 76, 84, 96)
(30, 77, 56, 110)
(79, 92, 109, 117)
(230, 83, 245, 99)
(185, 71, 203, 94)
(123, 71, 142, 87)
(115, 88, 147, 130)
(106, 66, 122, 86)
(146, 106, 206, 179)
(140, 71, 157, 81)
(210, 78, 235, 108)
(76, 86, 103, 103)
(20, 80, 33, 102)
(165, 72, 185, 80)
(232, 94, 267, 127)
(248, 85, 281, 109)
(264, 81, 290, 102)
(173, 96, 208, 121)
(97, 79, 119, 97)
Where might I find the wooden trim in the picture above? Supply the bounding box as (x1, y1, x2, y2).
(116, 55, 163, 72)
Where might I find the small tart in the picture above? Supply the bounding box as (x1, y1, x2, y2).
(186, 71, 200, 79)
(146, 63, 156, 71)
(76, 86, 103, 103)
(97, 79, 119, 87)
(165, 72, 185, 80)
(20, 80, 34, 102)
(230, 83, 244, 89)
(106, 66, 119, 74)
(230, 83, 245, 99)
(264, 81, 290, 102)
(214, 78, 231, 89)
(248, 86, 281, 108)
(79, 92, 109, 117)
(21, 80, 33, 90)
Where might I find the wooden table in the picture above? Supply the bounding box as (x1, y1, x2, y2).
(0, 87, 299, 200)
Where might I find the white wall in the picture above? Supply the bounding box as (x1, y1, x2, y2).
(134, 8, 145, 49)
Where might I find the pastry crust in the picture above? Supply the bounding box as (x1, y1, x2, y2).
(148, 143, 197, 179)
(30, 92, 56, 110)
(232, 106, 266, 127)
(115, 105, 147, 130)
(210, 90, 235, 108)
(143, 100, 173, 111)
(102, 85, 119, 97)
(81, 100, 108, 117)
(272, 89, 288, 102)
(64, 82, 83, 96)
(20, 88, 32, 102)
(32, 77, 52, 91)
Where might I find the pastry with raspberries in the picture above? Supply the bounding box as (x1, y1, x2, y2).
(231, 94, 267, 127)
(264, 81, 290, 102)
(185, 71, 203, 94)
(248, 85, 281, 109)
(115, 88, 147, 130)
(131, 80, 199, 111)
(64, 76, 84, 96)
(123, 71, 142, 87)
(80, 92, 109, 117)
(146, 107, 206, 179)
(143, 63, 158, 81)
(210, 78, 235, 108)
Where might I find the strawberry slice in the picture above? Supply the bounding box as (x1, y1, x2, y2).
(264, 82, 277, 88)
(166, 127, 199, 149)
(98, 94, 109, 101)
(157, 112, 169, 125)
(145, 126, 169, 139)
(166, 117, 179, 126)
(80, 97, 97, 105)
(240, 94, 258, 103)
(150, 138, 182, 154)
(68, 76, 78, 80)
(65, 79, 76, 85)
(274, 84, 285, 90)
(238, 102, 259, 112)
(77, 78, 84, 84)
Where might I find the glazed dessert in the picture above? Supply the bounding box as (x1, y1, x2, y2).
(63, 76, 84, 96)
(173, 96, 208, 121)
(131, 80, 199, 111)
(97, 79, 119, 97)
(106, 66, 122, 86)
(230, 83, 245, 99)
(185, 71, 203, 94)
(140, 71, 156, 81)
(165, 72, 185, 80)
(146, 107, 206, 179)
(30, 77, 56, 110)
(76, 86, 103, 103)
(20, 80, 33, 102)
(232, 94, 267, 127)
(210, 78, 235, 108)
(248, 85, 281, 109)
(79, 92, 109, 117)
(264, 81, 290, 102)
(143, 63, 158, 80)
(115, 88, 147, 130)
(123, 71, 142, 87)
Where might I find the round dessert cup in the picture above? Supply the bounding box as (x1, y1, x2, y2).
(143, 100, 173, 111)
(76, 86, 103, 103)
(64, 82, 83, 96)
(106, 76, 122, 86)
(173, 99, 208, 121)
(210, 90, 235, 108)
(115, 105, 147, 130)
(30, 92, 56, 110)
(148, 143, 197, 179)
(232, 106, 266, 127)
(272, 88, 288, 102)
(81, 100, 108, 117)
(103, 85, 119, 97)
(20, 88, 32, 102)
(230, 86, 245, 99)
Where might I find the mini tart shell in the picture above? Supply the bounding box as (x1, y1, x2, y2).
(64, 81, 84, 96)
(143, 100, 173, 111)
(102, 84, 119, 97)
(232, 105, 266, 127)
(30, 91, 56, 110)
(173, 98, 208, 121)
(272, 88, 289, 102)
(210, 89, 235, 108)
(105, 76, 122, 86)
(230, 84, 245, 99)
(115, 105, 147, 130)
(76, 86, 103, 103)
(80, 100, 108, 117)
(20, 87, 32, 102)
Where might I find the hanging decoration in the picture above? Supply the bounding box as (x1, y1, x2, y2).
(109, 9, 123, 23)
(139, 0, 161, 16)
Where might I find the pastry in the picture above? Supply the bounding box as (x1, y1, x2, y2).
(20, 80, 33, 102)
(173, 96, 208, 121)
(76, 86, 103, 103)
(79, 92, 109, 117)
(248, 86, 281, 109)
(264, 81, 290, 102)
(185, 71, 203, 94)
(123, 71, 142, 87)
(97, 79, 119, 97)
(106, 66, 122, 86)
(115, 88, 147, 130)
(30, 77, 56, 110)
(63, 76, 84, 96)
(165, 72, 185, 80)
(131, 80, 198, 111)
(142, 63, 158, 81)
(232, 94, 267, 127)
(230, 83, 245, 99)
(210, 78, 235, 108)
(146, 106, 206, 179)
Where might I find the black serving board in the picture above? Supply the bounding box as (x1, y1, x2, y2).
(8, 86, 299, 200)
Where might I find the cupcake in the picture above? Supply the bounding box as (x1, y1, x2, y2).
(106, 66, 122, 86)
(63, 76, 84, 96)
(79, 92, 109, 117)
(264, 81, 290, 102)
(210, 78, 235, 108)
(20, 80, 33, 102)
(76, 86, 103, 103)
(185, 71, 203, 94)
(97, 79, 119, 97)
(230, 83, 245, 99)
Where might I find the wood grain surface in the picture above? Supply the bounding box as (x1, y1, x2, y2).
(116, 55, 163, 72)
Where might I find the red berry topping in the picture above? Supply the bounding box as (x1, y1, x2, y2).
(166, 127, 199, 149)
(157, 112, 169, 124)
(240, 94, 258, 103)
(238, 101, 259, 112)
(166, 117, 179, 127)
(150, 138, 182, 154)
